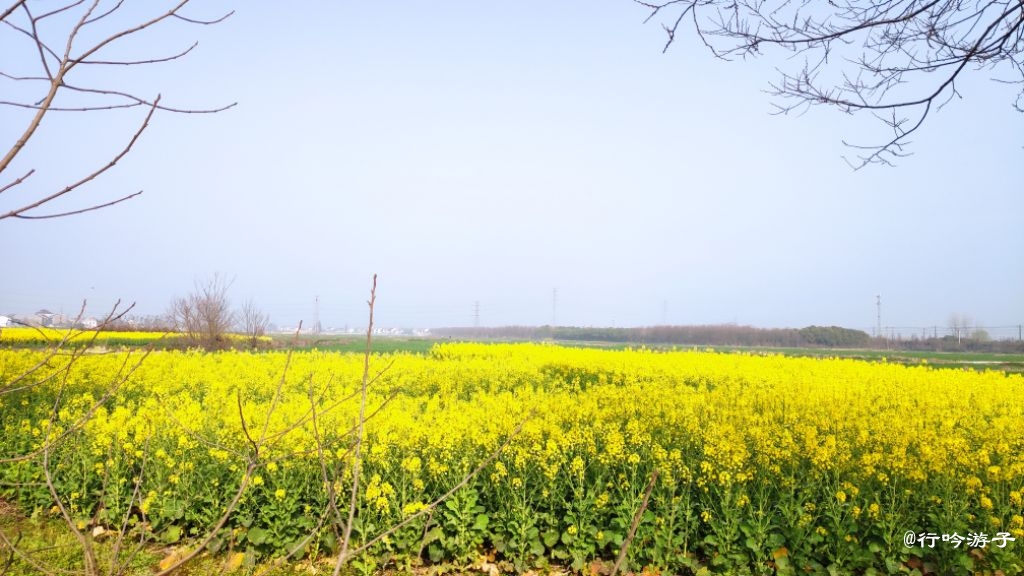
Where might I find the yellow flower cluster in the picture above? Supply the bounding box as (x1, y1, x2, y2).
(0, 326, 269, 346)
(3, 342, 1024, 567)
(0, 327, 172, 345)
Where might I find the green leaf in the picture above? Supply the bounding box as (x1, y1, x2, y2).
(427, 542, 444, 563)
(162, 525, 182, 544)
(206, 535, 224, 554)
(288, 537, 309, 558)
(165, 501, 184, 521)
(247, 527, 268, 545)
(423, 527, 443, 546)
(474, 513, 489, 531)
(320, 532, 337, 554)
(543, 529, 559, 548)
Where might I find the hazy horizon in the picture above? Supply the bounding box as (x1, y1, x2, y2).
(2, 2, 1021, 337)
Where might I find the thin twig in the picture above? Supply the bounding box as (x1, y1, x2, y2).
(343, 414, 535, 561)
(335, 273, 378, 576)
(0, 98, 160, 221)
(611, 468, 660, 576)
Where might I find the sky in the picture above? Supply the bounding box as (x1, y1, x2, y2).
(1, 1, 1022, 335)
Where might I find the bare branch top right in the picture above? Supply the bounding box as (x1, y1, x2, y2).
(639, 0, 1024, 167)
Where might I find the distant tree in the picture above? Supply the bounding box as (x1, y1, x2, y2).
(798, 325, 871, 348)
(239, 298, 270, 348)
(948, 313, 973, 345)
(0, 1, 234, 221)
(169, 274, 236, 348)
(638, 0, 1024, 167)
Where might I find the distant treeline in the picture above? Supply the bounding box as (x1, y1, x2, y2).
(433, 324, 873, 348)
(882, 335, 1024, 354)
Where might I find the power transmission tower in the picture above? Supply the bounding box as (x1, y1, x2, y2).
(473, 301, 480, 328)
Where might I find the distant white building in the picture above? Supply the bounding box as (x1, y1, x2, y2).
(34, 309, 57, 327)
(0, 315, 11, 328)
(80, 317, 99, 329)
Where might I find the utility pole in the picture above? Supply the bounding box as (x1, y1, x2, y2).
(473, 301, 480, 328)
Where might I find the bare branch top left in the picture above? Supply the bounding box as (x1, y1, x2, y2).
(0, 0, 235, 221)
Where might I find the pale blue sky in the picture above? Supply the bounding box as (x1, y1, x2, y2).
(1, 1, 1021, 334)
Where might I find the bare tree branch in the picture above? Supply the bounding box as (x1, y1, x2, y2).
(336, 274, 379, 576)
(0, 97, 158, 221)
(78, 41, 198, 66)
(0, 168, 34, 195)
(339, 413, 535, 563)
(10, 190, 142, 219)
(0, 1, 29, 23)
(167, 273, 237, 348)
(638, 0, 1024, 166)
(172, 10, 234, 26)
(0, 0, 235, 219)
(611, 468, 660, 576)
(240, 299, 270, 348)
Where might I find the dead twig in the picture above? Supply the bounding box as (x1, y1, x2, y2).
(611, 468, 660, 576)
(335, 274, 379, 576)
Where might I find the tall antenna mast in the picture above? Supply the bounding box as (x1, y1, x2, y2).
(313, 295, 322, 335)
(875, 294, 881, 338)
